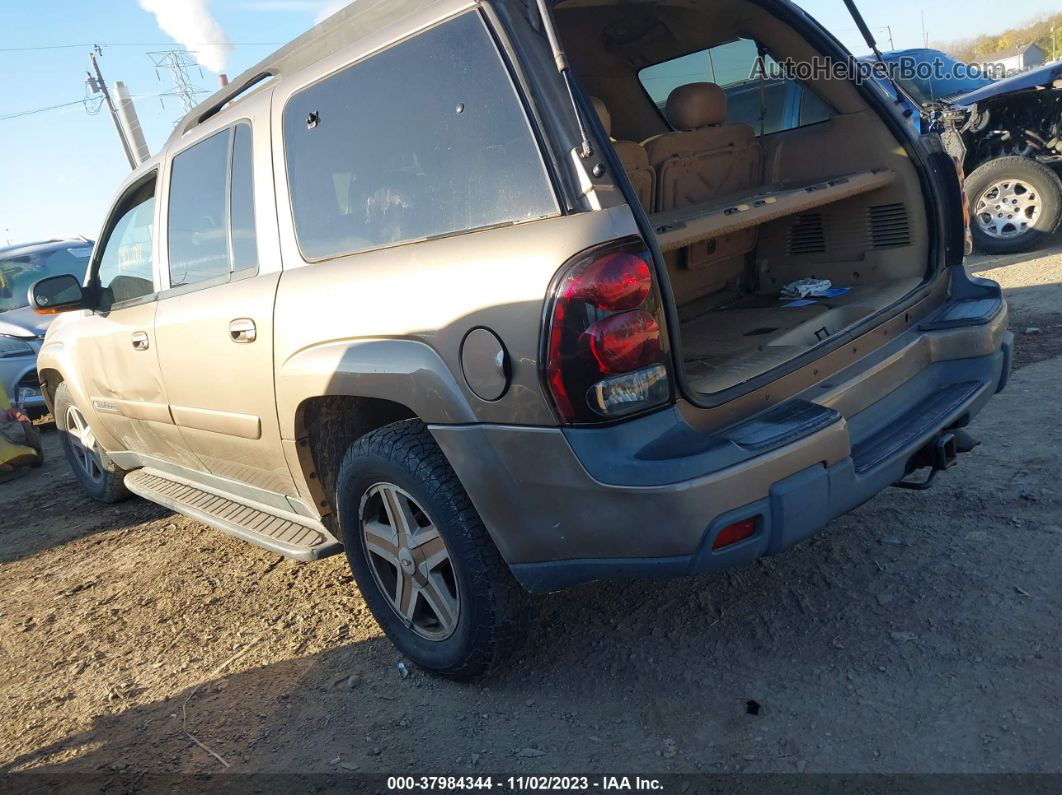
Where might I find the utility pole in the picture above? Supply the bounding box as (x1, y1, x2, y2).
(879, 26, 895, 52)
(86, 45, 137, 169)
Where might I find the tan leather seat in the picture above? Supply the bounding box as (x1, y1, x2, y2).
(645, 82, 762, 211)
(591, 97, 654, 210)
(644, 83, 763, 284)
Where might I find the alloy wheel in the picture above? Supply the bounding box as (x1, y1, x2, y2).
(974, 179, 1043, 240)
(359, 482, 460, 641)
(65, 405, 105, 484)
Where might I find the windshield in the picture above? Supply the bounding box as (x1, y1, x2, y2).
(0, 245, 91, 313)
(883, 51, 995, 105)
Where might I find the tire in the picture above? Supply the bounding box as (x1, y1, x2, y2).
(966, 156, 1062, 255)
(54, 382, 130, 503)
(335, 419, 532, 679)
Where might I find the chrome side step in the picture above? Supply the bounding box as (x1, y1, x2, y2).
(125, 468, 342, 561)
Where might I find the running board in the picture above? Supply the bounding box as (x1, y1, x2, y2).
(125, 468, 342, 561)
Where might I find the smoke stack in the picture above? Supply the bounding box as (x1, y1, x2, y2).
(113, 81, 151, 165)
(219, 73, 229, 87)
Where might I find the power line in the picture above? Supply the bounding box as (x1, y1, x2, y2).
(0, 99, 92, 122)
(0, 41, 281, 53)
(0, 92, 178, 123)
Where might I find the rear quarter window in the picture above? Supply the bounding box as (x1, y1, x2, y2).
(283, 10, 558, 261)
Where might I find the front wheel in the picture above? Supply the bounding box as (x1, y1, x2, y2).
(335, 420, 532, 679)
(966, 156, 1062, 255)
(54, 382, 130, 503)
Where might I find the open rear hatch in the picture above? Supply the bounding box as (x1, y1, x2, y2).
(551, 0, 943, 403)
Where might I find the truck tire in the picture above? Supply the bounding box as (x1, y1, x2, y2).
(335, 419, 532, 679)
(54, 381, 130, 503)
(966, 156, 1062, 255)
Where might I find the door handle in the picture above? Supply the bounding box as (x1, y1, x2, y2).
(131, 331, 149, 351)
(229, 318, 257, 343)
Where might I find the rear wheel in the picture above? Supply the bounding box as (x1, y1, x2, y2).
(54, 382, 129, 503)
(966, 156, 1062, 255)
(335, 420, 531, 679)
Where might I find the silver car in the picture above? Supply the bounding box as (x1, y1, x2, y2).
(0, 238, 93, 417)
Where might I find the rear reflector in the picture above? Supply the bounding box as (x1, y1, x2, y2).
(712, 518, 758, 550)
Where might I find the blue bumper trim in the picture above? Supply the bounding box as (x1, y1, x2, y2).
(511, 335, 1012, 594)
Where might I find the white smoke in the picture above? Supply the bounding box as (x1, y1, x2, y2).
(137, 0, 233, 74)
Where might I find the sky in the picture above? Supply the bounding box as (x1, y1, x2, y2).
(2, 0, 1060, 245)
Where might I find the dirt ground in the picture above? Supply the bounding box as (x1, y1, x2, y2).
(1, 239, 1060, 781)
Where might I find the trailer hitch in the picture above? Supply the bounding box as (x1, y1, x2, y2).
(893, 429, 979, 491)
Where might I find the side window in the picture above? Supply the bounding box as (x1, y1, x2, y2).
(167, 122, 259, 288)
(96, 177, 157, 309)
(230, 124, 258, 272)
(639, 39, 834, 136)
(283, 11, 558, 261)
(168, 129, 231, 287)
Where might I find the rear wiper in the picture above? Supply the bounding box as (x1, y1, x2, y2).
(840, 0, 915, 114)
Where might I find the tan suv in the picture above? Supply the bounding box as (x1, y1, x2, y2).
(31, 0, 1012, 677)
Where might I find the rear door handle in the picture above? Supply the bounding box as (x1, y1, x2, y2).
(229, 318, 257, 343)
(131, 331, 149, 351)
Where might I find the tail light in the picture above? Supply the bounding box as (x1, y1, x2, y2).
(543, 238, 672, 423)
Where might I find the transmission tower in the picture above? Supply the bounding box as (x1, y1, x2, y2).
(148, 50, 209, 113)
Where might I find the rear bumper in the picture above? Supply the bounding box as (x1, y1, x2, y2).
(431, 290, 1012, 594)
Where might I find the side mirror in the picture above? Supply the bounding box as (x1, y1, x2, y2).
(29, 274, 86, 315)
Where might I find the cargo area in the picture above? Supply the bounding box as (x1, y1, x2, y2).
(555, 0, 935, 395)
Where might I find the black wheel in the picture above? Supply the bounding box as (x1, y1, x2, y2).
(335, 419, 531, 679)
(54, 382, 130, 503)
(966, 157, 1062, 255)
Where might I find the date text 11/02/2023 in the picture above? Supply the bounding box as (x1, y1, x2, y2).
(386, 776, 665, 791)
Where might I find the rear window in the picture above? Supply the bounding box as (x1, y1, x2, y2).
(639, 39, 833, 136)
(283, 11, 558, 261)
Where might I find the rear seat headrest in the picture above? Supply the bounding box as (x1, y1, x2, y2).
(590, 96, 611, 137)
(666, 82, 727, 131)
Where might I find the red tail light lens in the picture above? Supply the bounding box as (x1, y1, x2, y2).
(568, 252, 651, 310)
(544, 238, 671, 423)
(712, 518, 758, 550)
(586, 310, 661, 373)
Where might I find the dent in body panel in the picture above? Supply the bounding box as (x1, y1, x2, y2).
(65, 304, 208, 470)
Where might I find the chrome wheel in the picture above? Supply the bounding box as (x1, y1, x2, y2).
(65, 405, 105, 484)
(359, 483, 460, 641)
(974, 179, 1043, 240)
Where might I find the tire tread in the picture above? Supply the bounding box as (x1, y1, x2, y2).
(338, 420, 531, 678)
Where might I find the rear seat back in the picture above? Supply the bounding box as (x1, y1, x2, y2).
(644, 83, 763, 288)
(591, 97, 654, 210)
(645, 82, 762, 211)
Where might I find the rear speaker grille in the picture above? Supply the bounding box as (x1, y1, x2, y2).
(868, 203, 911, 249)
(787, 214, 826, 255)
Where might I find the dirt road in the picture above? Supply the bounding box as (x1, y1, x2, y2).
(1, 242, 1060, 778)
